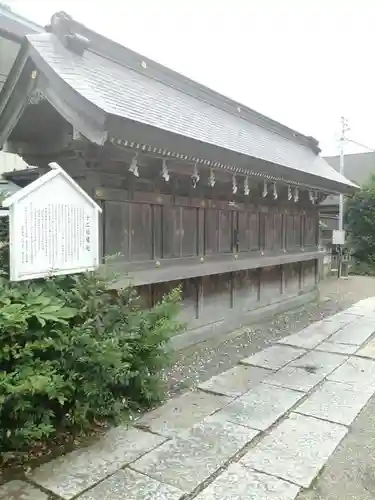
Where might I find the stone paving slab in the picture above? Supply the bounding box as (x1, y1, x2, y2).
(328, 357, 375, 394)
(198, 365, 270, 397)
(132, 416, 259, 493)
(289, 351, 347, 374)
(345, 297, 375, 316)
(355, 338, 375, 359)
(277, 313, 359, 351)
(194, 463, 300, 500)
(77, 469, 184, 500)
(216, 383, 303, 431)
(320, 312, 359, 331)
(0, 481, 48, 500)
(264, 351, 346, 392)
(240, 413, 347, 488)
(240, 345, 306, 370)
(28, 427, 166, 500)
(277, 331, 328, 350)
(329, 318, 375, 346)
(314, 341, 358, 355)
(136, 390, 231, 438)
(264, 365, 326, 392)
(295, 380, 372, 426)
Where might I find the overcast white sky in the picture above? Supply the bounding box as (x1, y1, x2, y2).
(5, 0, 375, 156)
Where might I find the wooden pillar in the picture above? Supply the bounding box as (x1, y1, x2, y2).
(315, 258, 319, 285)
(280, 264, 286, 294)
(257, 268, 261, 301)
(315, 210, 320, 248)
(197, 277, 204, 319)
(97, 199, 105, 263)
(198, 206, 205, 256)
(301, 213, 305, 250)
(230, 272, 235, 309)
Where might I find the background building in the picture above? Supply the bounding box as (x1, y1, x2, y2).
(321, 151, 375, 245)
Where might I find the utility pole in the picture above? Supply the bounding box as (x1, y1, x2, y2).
(337, 116, 349, 278)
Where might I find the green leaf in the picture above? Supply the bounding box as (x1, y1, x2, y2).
(35, 316, 46, 327)
(57, 307, 79, 319)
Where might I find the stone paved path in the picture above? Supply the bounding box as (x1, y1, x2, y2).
(3, 296, 375, 499)
(165, 275, 375, 397)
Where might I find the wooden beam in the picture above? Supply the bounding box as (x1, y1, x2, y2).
(109, 251, 321, 288)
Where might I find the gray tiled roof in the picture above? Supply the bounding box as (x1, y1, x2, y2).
(325, 152, 375, 185)
(26, 33, 355, 192)
(322, 152, 375, 205)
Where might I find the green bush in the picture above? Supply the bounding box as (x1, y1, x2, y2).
(345, 174, 375, 267)
(350, 259, 375, 276)
(0, 218, 182, 453)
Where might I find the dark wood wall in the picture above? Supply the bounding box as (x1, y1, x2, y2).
(136, 260, 317, 331)
(97, 187, 319, 333)
(101, 191, 319, 264)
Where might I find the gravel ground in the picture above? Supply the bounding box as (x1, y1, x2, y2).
(164, 275, 375, 397)
(297, 392, 375, 500)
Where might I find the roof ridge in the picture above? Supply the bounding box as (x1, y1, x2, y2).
(45, 12, 320, 155)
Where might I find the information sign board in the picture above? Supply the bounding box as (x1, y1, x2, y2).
(2, 162, 102, 281)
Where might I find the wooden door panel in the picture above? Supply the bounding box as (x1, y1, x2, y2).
(238, 211, 250, 252)
(274, 214, 283, 250)
(104, 201, 130, 260)
(162, 206, 181, 258)
(181, 207, 198, 257)
(218, 210, 232, 253)
(130, 203, 153, 261)
(204, 209, 219, 254)
(249, 212, 260, 250)
(264, 214, 275, 250)
(304, 214, 316, 247)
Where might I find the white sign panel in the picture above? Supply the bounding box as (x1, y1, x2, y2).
(332, 229, 346, 246)
(3, 163, 102, 281)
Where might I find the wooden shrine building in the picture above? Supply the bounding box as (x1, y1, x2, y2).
(0, 12, 357, 347)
